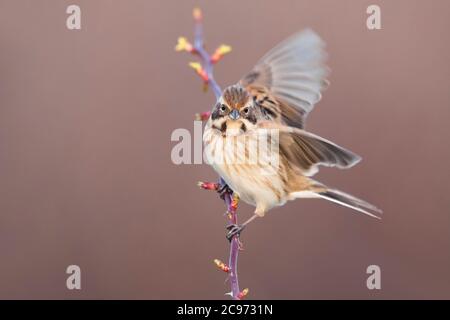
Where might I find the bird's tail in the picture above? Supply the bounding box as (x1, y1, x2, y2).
(290, 185, 382, 219)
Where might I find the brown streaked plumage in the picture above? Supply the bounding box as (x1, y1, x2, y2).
(203, 29, 381, 240)
(223, 85, 250, 109)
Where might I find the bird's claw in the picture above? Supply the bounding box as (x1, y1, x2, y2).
(217, 183, 233, 200)
(226, 224, 245, 242)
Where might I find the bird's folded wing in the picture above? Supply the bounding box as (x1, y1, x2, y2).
(240, 29, 329, 129)
(258, 122, 361, 176)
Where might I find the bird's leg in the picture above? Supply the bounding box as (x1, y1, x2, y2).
(226, 214, 259, 242)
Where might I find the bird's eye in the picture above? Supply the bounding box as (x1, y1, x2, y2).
(243, 107, 249, 114)
(220, 104, 227, 112)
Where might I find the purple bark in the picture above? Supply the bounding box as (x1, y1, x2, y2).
(192, 15, 241, 300)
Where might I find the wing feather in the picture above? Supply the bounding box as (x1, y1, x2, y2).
(240, 29, 329, 128)
(258, 123, 360, 176)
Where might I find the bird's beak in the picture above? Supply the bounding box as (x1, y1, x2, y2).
(229, 109, 240, 120)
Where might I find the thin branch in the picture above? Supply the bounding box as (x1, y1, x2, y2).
(177, 8, 247, 300)
(223, 188, 241, 299)
(192, 8, 223, 99)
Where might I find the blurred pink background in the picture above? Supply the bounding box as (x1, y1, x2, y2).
(0, 0, 449, 299)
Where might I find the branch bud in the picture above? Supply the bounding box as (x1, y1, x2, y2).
(193, 8, 203, 22)
(195, 111, 211, 121)
(213, 259, 230, 273)
(237, 288, 249, 300)
(211, 45, 232, 63)
(175, 37, 194, 53)
(197, 181, 219, 191)
(189, 62, 209, 82)
(230, 194, 239, 211)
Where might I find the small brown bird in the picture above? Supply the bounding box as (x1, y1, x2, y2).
(203, 30, 381, 240)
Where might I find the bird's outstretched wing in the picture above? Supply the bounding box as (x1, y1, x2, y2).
(257, 122, 360, 177)
(240, 29, 328, 129)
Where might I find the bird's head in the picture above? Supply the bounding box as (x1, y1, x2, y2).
(211, 85, 258, 136)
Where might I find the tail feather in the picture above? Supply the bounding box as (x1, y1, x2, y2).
(316, 189, 382, 219)
(290, 188, 382, 219)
